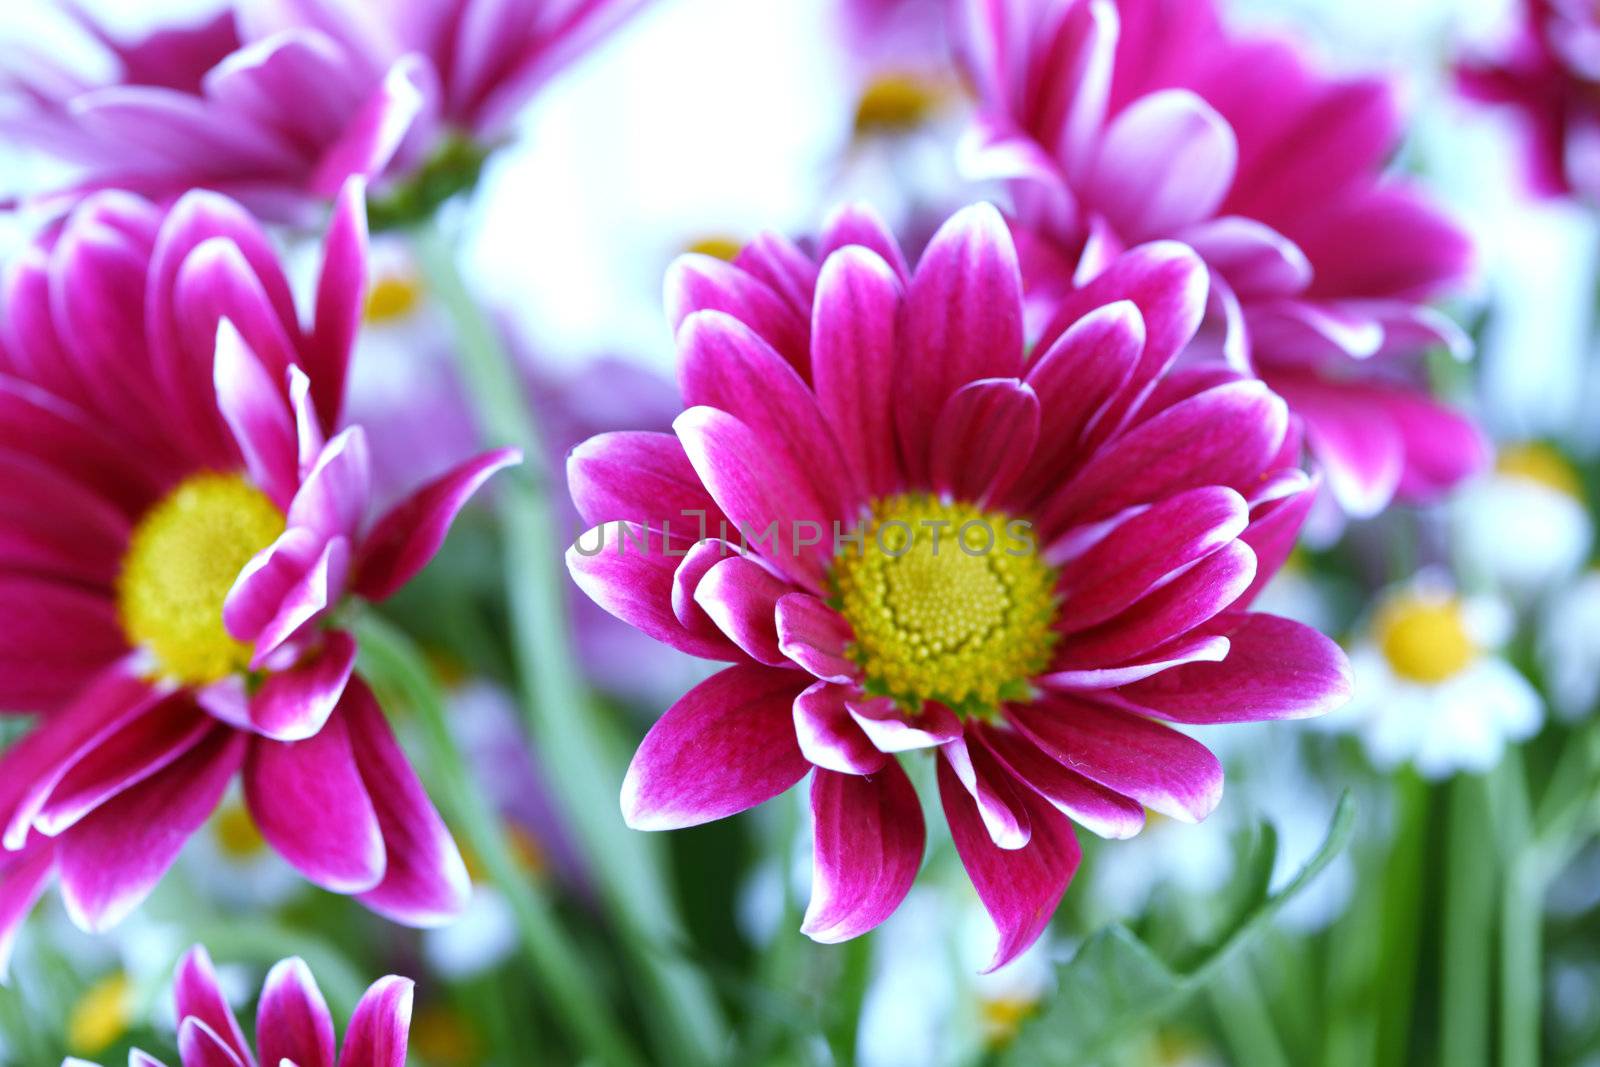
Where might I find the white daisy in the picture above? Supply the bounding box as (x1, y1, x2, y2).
(1452, 443, 1592, 601)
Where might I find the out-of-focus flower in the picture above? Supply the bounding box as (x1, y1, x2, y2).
(1452, 441, 1592, 600)
(65, 970, 134, 1058)
(0, 182, 518, 968)
(957, 0, 1484, 517)
(1338, 574, 1541, 777)
(1541, 568, 1600, 721)
(67, 944, 414, 1067)
(1458, 0, 1600, 203)
(0, 0, 653, 222)
(567, 201, 1352, 968)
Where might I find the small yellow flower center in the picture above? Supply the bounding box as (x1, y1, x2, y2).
(364, 271, 425, 323)
(117, 473, 285, 686)
(1375, 593, 1478, 684)
(831, 495, 1058, 715)
(684, 235, 744, 261)
(979, 993, 1040, 1049)
(1496, 441, 1583, 499)
(66, 972, 133, 1056)
(212, 800, 267, 860)
(853, 72, 945, 135)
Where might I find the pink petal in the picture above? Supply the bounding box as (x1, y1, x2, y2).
(793, 682, 887, 774)
(938, 753, 1080, 972)
(898, 204, 1025, 480)
(343, 679, 470, 927)
(775, 594, 857, 683)
(818, 203, 911, 281)
(249, 630, 357, 741)
(173, 946, 254, 1067)
(567, 522, 741, 661)
(1087, 89, 1238, 240)
(810, 245, 903, 500)
(244, 705, 385, 894)
(224, 525, 323, 644)
(1041, 630, 1231, 690)
(692, 553, 790, 667)
(214, 317, 297, 508)
(678, 309, 851, 516)
(353, 448, 520, 601)
(258, 957, 336, 1067)
(566, 430, 726, 529)
(287, 428, 370, 543)
(941, 733, 1031, 849)
(337, 975, 413, 1067)
(304, 178, 367, 430)
(250, 536, 350, 668)
(930, 378, 1041, 503)
(669, 538, 743, 646)
(177, 1018, 247, 1067)
(0, 839, 55, 979)
(57, 729, 243, 932)
(1115, 612, 1353, 723)
(664, 254, 809, 374)
(0, 575, 127, 712)
(847, 697, 962, 752)
(1011, 700, 1223, 822)
(1056, 485, 1249, 630)
(1239, 472, 1317, 605)
(177, 236, 299, 406)
(801, 763, 923, 943)
(308, 57, 428, 197)
(1267, 372, 1403, 518)
(1178, 215, 1311, 298)
(622, 664, 811, 830)
(978, 725, 1145, 840)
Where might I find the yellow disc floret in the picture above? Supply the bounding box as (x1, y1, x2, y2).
(831, 494, 1058, 715)
(1375, 592, 1478, 685)
(1496, 441, 1584, 499)
(117, 473, 285, 686)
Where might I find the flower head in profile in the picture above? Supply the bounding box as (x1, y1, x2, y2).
(957, 0, 1485, 517)
(567, 202, 1351, 968)
(0, 0, 652, 221)
(66, 945, 413, 1067)
(0, 180, 517, 970)
(1458, 0, 1600, 203)
(1337, 573, 1541, 778)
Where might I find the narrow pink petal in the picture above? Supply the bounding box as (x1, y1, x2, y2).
(622, 664, 811, 830)
(1011, 700, 1223, 822)
(898, 203, 1025, 479)
(1115, 612, 1353, 723)
(810, 245, 903, 500)
(801, 763, 923, 943)
(337, 975, 413, 1067)
(1057, 486, 1249, 630)
(245, 705, 385, 894)
(258, 957, 336, 1067)
(941, 732, 1031, 849)
(846, 697, 962, 752)
(1178, 215, 1311, 298)
(343, 679, 470, 926)
(938, 753, 1080, 972)
(929, 378, 1041, 504)
(567, 523, 741, 661)
(1239, 472, 1317, 605)
(692, 552, 788, 665)
(353, 448, 520, 602)
(249, 630, 357, 741)
(308, 57, 428, 196)
(0, 575, 128, 712)
(664, 254, 809, 374)
(669, 538, 741, 644)
(214, 317, 297, 508)
(817, 202, 911, 281)
(177, 236, 300, 402)
(566, 430, 726, 529)
(1268, 373, 1404, 519)
(1040, 631, 1231, 690)
(1373, 389, 1491, 504)
(674, 406, 832, 592)
(173, 946, 254, 1067)
(177, 1018, 246, 1067)
(793, 682, 887, 774)
(978, 725, 1145, 840)
(304, 178, 367, 430)
(1087, 89, 1238, 239)
(0, 839, 55, 980)
(250, 536, 350, 668)
(56, 729, 243, 933)
(775, 594, 856, 683)
(224, 526, 323, 644)
(287, 428, 370, 543)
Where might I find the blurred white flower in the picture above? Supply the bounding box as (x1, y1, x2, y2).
(1541, 569, 1600, 721)
(1452, 442, 1593, 600)
(1337, 573, 1542, 777)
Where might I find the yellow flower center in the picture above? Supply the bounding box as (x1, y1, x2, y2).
(831, 495, 1058, 715)
(684, 235, 743, 261)
(1375, 593, 1478, 684)
(1496, 441, 1583, 499)
(66, 972, 133, 1056)
(117, 473, 285, 686)
(364, 271, 424, 323)
(212, 800, 267, 860)
(853, 72, 944, 135)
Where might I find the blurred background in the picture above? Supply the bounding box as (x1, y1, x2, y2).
(4, 0, 1600, 1064)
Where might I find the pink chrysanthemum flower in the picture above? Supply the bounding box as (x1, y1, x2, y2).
(0, 0, 650, 220)
(67, 945, 413, 1067)
(957, 0, 1486, 517)
(0, 180, 518, 969)
(566, 203, 1352, 969)
(1458, 0, 1600, 203)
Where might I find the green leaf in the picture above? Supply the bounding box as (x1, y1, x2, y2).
(1001, 791, 1356, 1066)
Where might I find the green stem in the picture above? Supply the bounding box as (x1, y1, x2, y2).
(1496, 751, 1542, 1067)
(1440, 773, 1494, 1067)
(1209, 956, 1290, 1067)
(356, 614, 643, 1067)
(1374, 771, 1428, 1067)
(409, 219, 728, 1064)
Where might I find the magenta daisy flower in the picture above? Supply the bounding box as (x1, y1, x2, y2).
(957, 0, 1485, 517)
(566, 203, 1352, 968)
(68, 945, 414, 1067)
(0, 180, 517, 970)
(0, 0, 650, 219)
(1458, 0, 1600, 203)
